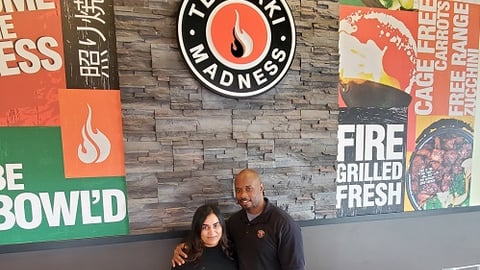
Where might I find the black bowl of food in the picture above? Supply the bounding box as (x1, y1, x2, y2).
(339, 80, 412, 107)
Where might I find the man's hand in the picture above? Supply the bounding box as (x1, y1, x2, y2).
(171, 242, 188, 267)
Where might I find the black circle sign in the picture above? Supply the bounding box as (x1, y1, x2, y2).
(177, 0, 296, 98)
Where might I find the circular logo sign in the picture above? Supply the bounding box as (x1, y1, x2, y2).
(177, 0, 296, 98)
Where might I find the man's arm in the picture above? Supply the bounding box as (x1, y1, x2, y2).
(278, 219, 305, 270)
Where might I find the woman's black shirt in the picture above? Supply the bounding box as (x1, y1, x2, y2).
(171, 246, 237, 270)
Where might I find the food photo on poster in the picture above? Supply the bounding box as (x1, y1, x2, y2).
(338, 5, 417, 108)
(406, 118, 474, 210)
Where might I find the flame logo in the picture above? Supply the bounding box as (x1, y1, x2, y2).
(230, 10, 253, 58)
(77, 104, 111, 164)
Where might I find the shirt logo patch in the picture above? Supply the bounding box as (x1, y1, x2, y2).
(257, 229, 265, 239)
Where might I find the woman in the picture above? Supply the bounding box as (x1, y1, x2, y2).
(171, 204, 237, 270)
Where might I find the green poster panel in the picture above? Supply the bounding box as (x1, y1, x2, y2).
(0, 127, 128, 245)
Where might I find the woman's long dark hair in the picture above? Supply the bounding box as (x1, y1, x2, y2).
(183, 204, 233, 263)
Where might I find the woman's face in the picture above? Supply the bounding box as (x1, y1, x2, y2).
(200, 213, 222, 247)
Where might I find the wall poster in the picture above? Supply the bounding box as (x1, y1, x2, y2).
(337, 0, 480, 217)
(0, 0, 128, 245)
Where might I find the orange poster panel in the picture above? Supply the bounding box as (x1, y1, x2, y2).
(0, 0, 65, 126)
(412, 1, 480, 117)
(58, 89, 125, 178)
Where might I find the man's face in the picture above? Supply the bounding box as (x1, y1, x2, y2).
(234, 172, 264, 214)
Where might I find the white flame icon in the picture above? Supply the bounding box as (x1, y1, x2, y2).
(231, 9, 253, 58)
(77, 104, 111, 164)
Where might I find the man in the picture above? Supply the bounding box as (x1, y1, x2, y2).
(172, 168, 305, 270)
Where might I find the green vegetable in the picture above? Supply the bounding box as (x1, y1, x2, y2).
(424, 196, 442, 210)
(379, 0, 393, 8)
(450, 173, 466, 196)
